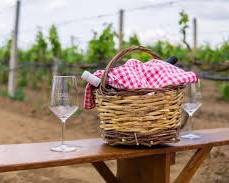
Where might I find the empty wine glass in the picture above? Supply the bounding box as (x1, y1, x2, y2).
(181, 80, 202, 139)
(50, 76, 79, 152)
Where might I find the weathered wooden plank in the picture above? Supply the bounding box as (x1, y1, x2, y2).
(0, 128, 228, 173)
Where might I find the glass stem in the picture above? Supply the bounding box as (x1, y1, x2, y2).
(187, 116, 193, 132)
(61, 121, 66, 145)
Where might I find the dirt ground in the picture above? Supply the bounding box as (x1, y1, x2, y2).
(0, 80, 228, 183)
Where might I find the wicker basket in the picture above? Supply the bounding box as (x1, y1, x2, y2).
(96, 46, 184, 146)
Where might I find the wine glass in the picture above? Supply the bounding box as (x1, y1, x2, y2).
(181, 80, 202, 139)
(49, 76, 79, 152)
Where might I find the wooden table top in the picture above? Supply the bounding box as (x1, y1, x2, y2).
(0, 128, 228, 172)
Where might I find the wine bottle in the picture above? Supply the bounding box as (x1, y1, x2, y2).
(166, 56, 184, 68)
(81, 71, 101, 87)
(166, 56, 178, 65)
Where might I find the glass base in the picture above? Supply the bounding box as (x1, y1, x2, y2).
(51, 144, 77, 152)
(181, 133, 201, 140)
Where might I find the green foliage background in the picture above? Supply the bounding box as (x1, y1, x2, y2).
(0, 23, 228, 100)
(1, 24, 229, 68)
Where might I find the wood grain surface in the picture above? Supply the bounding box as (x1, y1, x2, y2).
(0, 128, 228, 173)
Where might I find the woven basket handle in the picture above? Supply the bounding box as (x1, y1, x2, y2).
(101, 46, 161, 89)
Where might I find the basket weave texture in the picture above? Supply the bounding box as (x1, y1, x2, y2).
(96, 46, 184, 146)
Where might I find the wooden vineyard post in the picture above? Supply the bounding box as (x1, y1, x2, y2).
(118, 9, 124, 50)
(192, 17, 198, 67)
(193, 18, 197, 53)
(8, 0, 21, 97)
(52, 57, 59, 76)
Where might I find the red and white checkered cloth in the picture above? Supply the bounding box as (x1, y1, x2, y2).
(83, 59, 198, 109)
